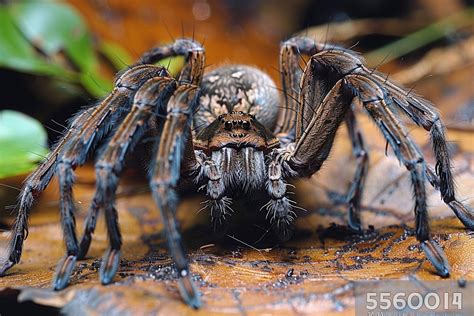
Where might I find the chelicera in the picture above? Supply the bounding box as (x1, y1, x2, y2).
(1, 37, 472, 308)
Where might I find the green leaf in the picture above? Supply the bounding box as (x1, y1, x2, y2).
(0, 1, 130, 98)
(0, 110, 49, 179)
(8, 1, 98, 74)
(0, 8, 38, 63)
(66, 30, 97, 73)
(0, 7, 72, 77)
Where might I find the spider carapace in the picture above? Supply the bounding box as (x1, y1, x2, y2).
(194, 111, 279, 153)
(1, 38, 473, 309)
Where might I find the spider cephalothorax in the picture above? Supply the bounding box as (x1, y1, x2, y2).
(1, 37, 473, 309)
(194, 111, 279, 153)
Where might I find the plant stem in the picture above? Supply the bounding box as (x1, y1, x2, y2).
(365, 7, 474, 66)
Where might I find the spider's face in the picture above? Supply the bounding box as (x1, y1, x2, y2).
(194, 111, 279, 153)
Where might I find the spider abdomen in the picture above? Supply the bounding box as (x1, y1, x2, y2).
(194, 65, 280, 132)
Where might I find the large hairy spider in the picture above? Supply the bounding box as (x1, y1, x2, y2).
(1, 37, 473, 308)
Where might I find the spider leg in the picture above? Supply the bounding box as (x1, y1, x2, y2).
(313, 44, 473, 230)
(55, 77, 176, 291)
(76, 77, 177, 262)
(53, 39, 205, 290)
(139, 39, 205, 86)
(284, 36, 473, 230)
(285, 54, 450, 275)
(345, 108, 368, 231)
(275, 40, 303, 135)
(144, 41, 205, 307)
(76, 39, 204, 261)
(76, 202, 97, 260)
(150, 84, 202, 308)
(318, 49, 474, 229)
(0, 66, 166, 279)
(354, 75, 450, 277)
(276, 37, 347, 137)
(278, 38, 368, 231)
(372, 78, 474, 230)
(51, 65, 169, 290)
(146, 40, 205, 308)
(285, 76, 358, 176)
(96, 77, 177, 285)
(276, 37, 352, 138)
(0, 106, 94, 275)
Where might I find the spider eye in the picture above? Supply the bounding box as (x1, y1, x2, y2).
(224, 121, 232, 130)
(242, 121, 250, 130)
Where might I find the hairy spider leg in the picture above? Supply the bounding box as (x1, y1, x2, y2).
(143, 39, 205, 308)
(75, 39, 205, 264)
(368, 72, 474, 230)
(77, 39, 204, 305)
(271, 74, 358, 240)
(149, 84, 202, 309)
(276, 37, 349, 139)
(77, 77, 176, 259)
(278, 38, 369, 232)
(0, 65, 166, 280)
(313, 45, 474, 230)
(52, 65, 170, 290)
(287, 72, 357, 176)
(55, 40, 206, 298)
(275, 40, 302, 135)
(54, 76, 178, 292)
(355, 75, 450, 276)
(0, 106, 95, 275)
(94, 77, 177, 285)
(287, 36, 473, 234)
(344, 108, 369, 231)
(139, 38, 205, 86)
(282, 40, 453, 276)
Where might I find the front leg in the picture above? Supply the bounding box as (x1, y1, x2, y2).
(281, 52, 371, 232)
(287, 53, 451, 275)
(149, 84, 202, 308)
(286, 75, 358, 176)
(284, 36, 473, 231)
(276, 37, 343, 136)
(285, 72, 376, 231)
(282, 73, 364, 232)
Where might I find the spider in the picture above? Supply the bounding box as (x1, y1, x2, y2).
(1, 37, 473, 308)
